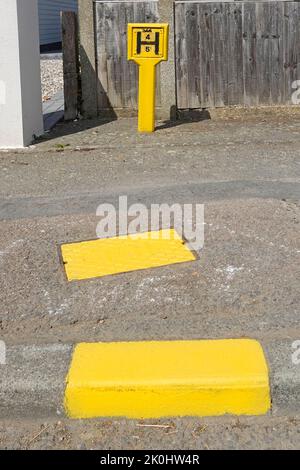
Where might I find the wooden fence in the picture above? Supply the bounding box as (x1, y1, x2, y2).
(175, 1, 300, 108)
(69, 1, 300, 115)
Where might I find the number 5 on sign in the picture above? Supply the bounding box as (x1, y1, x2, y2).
(128, 23, 169, 133)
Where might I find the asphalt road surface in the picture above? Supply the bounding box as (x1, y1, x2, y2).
(0, 108, 299, 449)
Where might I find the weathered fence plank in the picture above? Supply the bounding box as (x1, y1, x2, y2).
(228, 3, 243, 105)
(186, 4, 201, 106)
(175, 1, 300, 108)
(198, 3, 214, 107)
(243, 2, 258, 106)
(61, 11, 79, 121)
(95, 1, 160, 111)
(255, 2, 269, 104)
(213, 3, 227, 107)
(269, 2, 284, 104)
(175, 2, 188, 107)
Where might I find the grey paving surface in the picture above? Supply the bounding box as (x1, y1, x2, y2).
(1, 415, 300, 449)
(42, 89, 64, 131)
(0, 108, 299, 448)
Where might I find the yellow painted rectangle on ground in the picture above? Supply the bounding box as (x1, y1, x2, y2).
(61, 229, 196, 281)
(64, 339, 271, 419)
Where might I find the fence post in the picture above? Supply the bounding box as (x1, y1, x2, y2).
(62, 11, 79, 121)
(78, 0, 98, 118)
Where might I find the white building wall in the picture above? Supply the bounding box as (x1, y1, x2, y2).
(0, 0, 43, 148)
(38, 0, 78, 45)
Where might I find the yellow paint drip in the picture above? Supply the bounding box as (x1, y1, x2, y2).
(64, 339, 271, 419)
(61, 228, 196, 281)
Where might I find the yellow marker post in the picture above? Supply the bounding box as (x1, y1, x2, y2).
(128, 23, 169, 132)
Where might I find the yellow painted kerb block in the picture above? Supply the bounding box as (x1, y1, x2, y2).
(64, 339, 271, 419)
(61, 228, 196, 281)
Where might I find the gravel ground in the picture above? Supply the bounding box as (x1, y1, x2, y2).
(40, 56, 63, 102)
(1, 416, 300, 450)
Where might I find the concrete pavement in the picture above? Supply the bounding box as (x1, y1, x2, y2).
(0, 108, 299, 447)
(1, 414, 300, 449)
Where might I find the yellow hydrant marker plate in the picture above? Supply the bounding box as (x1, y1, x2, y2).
(128, 23, 169, 133)
(61, 228, 196, 281)
(128, 24, 169, 60)
(64, 339, 271, 419)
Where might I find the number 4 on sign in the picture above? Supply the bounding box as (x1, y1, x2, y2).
(127, 23, 169, 133)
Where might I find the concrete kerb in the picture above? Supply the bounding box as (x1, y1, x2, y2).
(0, 338, 299, 419)
(0, 344, 72, 419)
